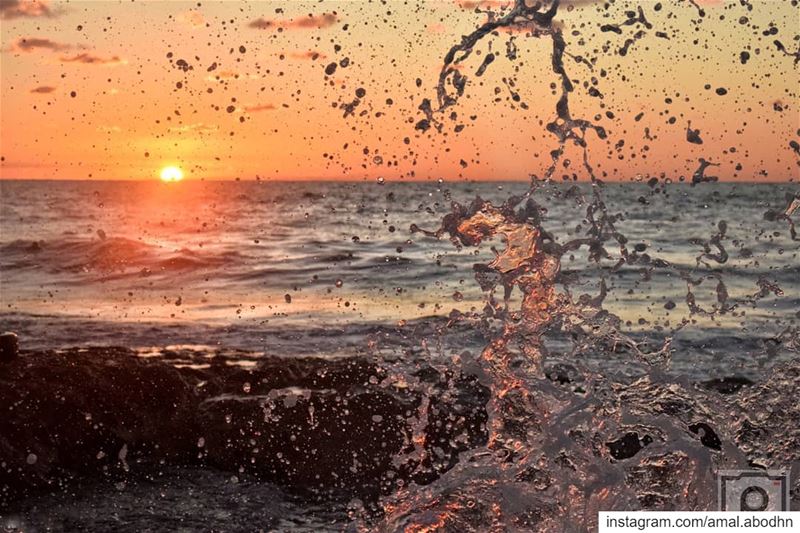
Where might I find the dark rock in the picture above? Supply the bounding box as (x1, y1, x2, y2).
(0, 347, 490, 508)
(0, 348, 198, 508)
(0, 332, 19, 362)
(688, 422, 722, 450)
(407, 372, 489, 485)
(607, 432, 653, 460)
(700, 376, 754, 394)
(545, 362, 582, 385)
(199, 388, 412, 497)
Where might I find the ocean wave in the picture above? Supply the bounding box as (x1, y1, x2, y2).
(0, 237, 238, 277)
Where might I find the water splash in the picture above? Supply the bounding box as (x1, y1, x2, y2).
(370, 0, 799, 529)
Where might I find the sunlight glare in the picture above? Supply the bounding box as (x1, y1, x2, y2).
(160, 166, 184, 182)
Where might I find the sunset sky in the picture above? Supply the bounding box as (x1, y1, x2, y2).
(1, 0, 798, 181)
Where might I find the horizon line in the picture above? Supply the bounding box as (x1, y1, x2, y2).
(0, 177, 797, 184)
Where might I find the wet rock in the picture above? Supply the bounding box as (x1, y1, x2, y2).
(408, 372, 490, 485)
(732, 360, 800, 471)
(195, 356, 416, 497)
(688, 422, 722, 450)
(0, 348, 490, 508)
(607, 432, 653, 460)
(545, 362, 582, 385)
(199, 387, 412, 497)
(0, 348, 198, 508)
(197, 356, 489, 497)
(0, 332, 19, 362)
(700, 376, 754, 394)
(624, 451, 715, 510)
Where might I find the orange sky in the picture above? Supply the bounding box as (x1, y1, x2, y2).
(0, 0, 798, 181)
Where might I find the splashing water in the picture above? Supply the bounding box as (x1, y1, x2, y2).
(367, 1, 799, 530)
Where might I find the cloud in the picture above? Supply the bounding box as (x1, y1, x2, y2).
(205, 69, 239, 82)
(59, 52, 123, 65)
(168, 122, 219, 133)
(457, 0, 512, 9)
(289, 50, 326, 60)
(244, 104, 276, 113)
(30, 85, 55, 93)
(249, 13, 337, 30)
(205, 70, 263, 83)
(0, 0, 55, 19)
(8, 36, 70, 53)
(456, 0, 602, 11)
(561, 0, 603, 7)
(178, 10, 205, 27)
(0, 159, 51, 168)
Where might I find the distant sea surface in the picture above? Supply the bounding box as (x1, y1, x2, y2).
(1, 179, 797, 378)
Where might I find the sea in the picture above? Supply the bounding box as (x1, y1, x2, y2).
(1, 179, 797, 375)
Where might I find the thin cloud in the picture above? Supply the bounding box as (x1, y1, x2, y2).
(0, 0, 55, 19)
(30, 85, 55, 93)
(0, 159, 51, 168)
(205, 70, 262, 83)
(244, 104, 276, 113)
(249, 13, 337, 30)
(178, 10, 205, 28)
(205, 69, 239, 82)
(457, 0, 600, 9)
(289, 50, 326, 60)
(8, 36, 70, 53)
(457, 0, 512, 9)
(59, 52, 123, 65)
(215, 70, 239, 79)
(168, 122, 219, 133)
(561, 0, 603, 7)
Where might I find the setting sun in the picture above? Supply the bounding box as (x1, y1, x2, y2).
(159, 166, 183, 182)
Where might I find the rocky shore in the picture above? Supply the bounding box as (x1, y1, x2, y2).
(0, 347, 489, 510)
(3, 343, 798, 524)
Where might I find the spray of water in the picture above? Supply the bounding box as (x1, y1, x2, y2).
(362, 1, 800, 530)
